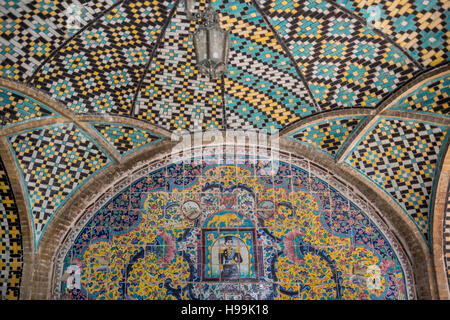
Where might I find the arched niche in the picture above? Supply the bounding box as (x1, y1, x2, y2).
(50, 145, 416, 300)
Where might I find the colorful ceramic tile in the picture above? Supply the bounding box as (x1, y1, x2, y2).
(288, 116, 366, 157)
(0, 0, 120, 81)
(259, 0, 418, 110)
(30, 0, 173, 115)
(390, 74, 449, 117)
(89, 123, 164, 156)
(0, 87, 59, 129)
(345, 117, 449, 241)
(54, 150, 415, 300)
(0, 157, 23, 300)
(7, 123, 112, 248)
(214, 0, 316, 130)
(135, 0, 223, 132)
(333, 0, 449, 67)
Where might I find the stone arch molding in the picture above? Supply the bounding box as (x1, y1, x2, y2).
(432, 142, 450, 299)
(46, 142, 419, 300)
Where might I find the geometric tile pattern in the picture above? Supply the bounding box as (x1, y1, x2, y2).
(215, 0, 317, 130)
(445, 184, 450, 290)
(2, 0, 446, 133)
(135, 0, 224, 132)
(0, 157, 23, 300)
(0, 87, 59, 129)
(390, 74, 450, 117)
(288, 116, 365, 157)
(0, 0, 120, 81)
(259, 0, 419, 111)
(0, 0, 447, 133)
(7, 123, 112, 248)
(334, 0, 450, 67)
(345, 118, 448, 242)
(90, 123, 164, 156)
(30, 0, 173, 115)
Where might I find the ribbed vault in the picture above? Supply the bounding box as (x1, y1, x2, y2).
(0, 0, 448, 299)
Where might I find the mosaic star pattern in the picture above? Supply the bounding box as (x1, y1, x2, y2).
(288, 116, 365, 158)
(333, 0, 449, 67)
(258, 0, 419, 111)
(0, 157, 23, 300)
(90, 123, 164, 156)
(53, 150, 414, 300)
(0, 87, 59, 129)
(0, 0, 121, 81)
(345, 118, 448, 241)
(8, 123, 112, 247)
(31, 0, 174, 115)
(390, 74, 450, 117)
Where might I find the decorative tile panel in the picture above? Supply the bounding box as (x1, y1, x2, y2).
(345, 118, 449, 241)
(53, 148, 415, 300)
(0, 157, 23, 300)
(8, 123, 112, 248)
(90, 122, 164, 156)
(0, 87, 59, 129)
(214, 0, 317, 130)
(288, 116, 365, 157)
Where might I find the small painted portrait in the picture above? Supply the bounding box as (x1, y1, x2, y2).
(206, 234, 252, 280)
(219, 236, 243, 280)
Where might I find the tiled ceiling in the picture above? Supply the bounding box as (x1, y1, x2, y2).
(0, 0, 447, 131)
(0, 0, 449, 253)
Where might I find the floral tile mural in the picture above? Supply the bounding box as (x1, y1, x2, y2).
(53, 148, 415, 300)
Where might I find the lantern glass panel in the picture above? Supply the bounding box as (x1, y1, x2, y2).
(208, 27, 224, 63)
(223, 31, 230, 66)
(194, 27, 208, 63)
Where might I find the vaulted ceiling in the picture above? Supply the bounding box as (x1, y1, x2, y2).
(1, 0, 448, 130)
(0, 0, 449, 299)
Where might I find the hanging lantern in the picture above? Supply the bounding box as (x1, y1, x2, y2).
(185, 1, 229, 79)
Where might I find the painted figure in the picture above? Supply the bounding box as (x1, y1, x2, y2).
(219, 236, 243, 279)
(64, 264, 82, 290)
(207, 212, 242, 227)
